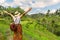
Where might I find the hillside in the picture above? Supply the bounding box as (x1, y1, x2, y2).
(22, 21, 59, 40)
(0, 20, 59, 40)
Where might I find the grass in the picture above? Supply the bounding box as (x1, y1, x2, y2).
(0, 20, 60, 40)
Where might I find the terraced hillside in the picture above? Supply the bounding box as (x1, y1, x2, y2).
(0, 20, 59, 40)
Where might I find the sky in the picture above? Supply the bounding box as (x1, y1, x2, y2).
(0, 0, 60, 14)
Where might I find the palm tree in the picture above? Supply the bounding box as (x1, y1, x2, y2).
(46, 10, 50, 16)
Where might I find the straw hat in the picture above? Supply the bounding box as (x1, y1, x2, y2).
(15, 11, 19, 14)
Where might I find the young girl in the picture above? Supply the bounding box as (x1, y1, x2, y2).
(3, 8, 32, 40)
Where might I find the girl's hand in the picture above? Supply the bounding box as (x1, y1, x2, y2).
(3, 10, 8, 13)
(28, 8, 32, 11)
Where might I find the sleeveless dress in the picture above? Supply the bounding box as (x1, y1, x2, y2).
(10, 15, 22, 40)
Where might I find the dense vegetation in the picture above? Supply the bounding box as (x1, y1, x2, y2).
(0, 5, 60, 40)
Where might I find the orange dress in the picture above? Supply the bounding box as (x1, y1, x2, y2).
(10, 23, 22, 40)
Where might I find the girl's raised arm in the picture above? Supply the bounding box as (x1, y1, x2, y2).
(20, 8, 32, 18)
(3, 10, 14, 18)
